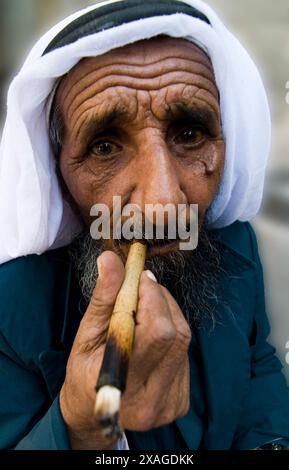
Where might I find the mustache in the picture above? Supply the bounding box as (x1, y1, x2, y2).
(69, 225, 224, 330)
(112, 222, 194, 245)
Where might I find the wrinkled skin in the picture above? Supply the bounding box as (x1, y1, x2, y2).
(56, 37, 224, 449)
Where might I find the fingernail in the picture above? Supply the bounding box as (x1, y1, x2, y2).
(145, 270, 157, 282)
(97, 257, 102, 279)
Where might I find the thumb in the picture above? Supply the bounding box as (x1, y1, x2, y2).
(75, 251, 125, 346)
(90, 250, 125, 318)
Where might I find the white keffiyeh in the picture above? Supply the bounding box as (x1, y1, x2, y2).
(0, 0, 271, 263)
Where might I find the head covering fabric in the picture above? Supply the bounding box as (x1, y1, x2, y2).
(43, 0, 211, 54)
(0, 0, 271, 264)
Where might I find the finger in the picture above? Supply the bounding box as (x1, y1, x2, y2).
(74, 250, 125, 348)
(126, 354, 190, 431)
(160, 286, 192, 348)
(136, 270, 173, 326)
(129, 271, 176, 376)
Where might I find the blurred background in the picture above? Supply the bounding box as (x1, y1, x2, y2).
(0, 0, 288, 380)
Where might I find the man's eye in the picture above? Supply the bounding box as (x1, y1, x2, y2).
(90, 140, 120, 157)
(174, 127, 205, 146)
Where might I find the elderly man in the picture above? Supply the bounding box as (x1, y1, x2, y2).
(0, 0, 289, 451)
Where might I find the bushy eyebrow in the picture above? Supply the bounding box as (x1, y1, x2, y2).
(77, 106, 130, 142)
(76, 99, 221, 143)
(167, 102, 221, 134)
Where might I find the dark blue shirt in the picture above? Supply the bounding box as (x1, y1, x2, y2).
(0, 222, 289, 449)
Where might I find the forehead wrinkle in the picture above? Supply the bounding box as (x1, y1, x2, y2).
(67, 80, 219, 138)
(60, 56, 215, 117)
(59, 45, 213, 105)
(102, 40, 213, 75)
(68, 82, 218, 129)
(64, 65, 216, 121)
(103, 40, 211, 64)
(63, 55, 214, 100)
(65, 72, 218, 125)
(58, 35, 213, 106)
(192, 91, 220, 118)
(177, 92, 221, 123)
(179, 82, 220, 112)
(73, 106, 131, 142)
(70, 83, 220, 139)
(68, 87, 136, 137)
(70, 90, 138, 139)
(136, 88, 153, 124)
(150, 87, 220, 125)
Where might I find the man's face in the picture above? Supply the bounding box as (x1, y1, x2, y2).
(56, 36, 224, 259)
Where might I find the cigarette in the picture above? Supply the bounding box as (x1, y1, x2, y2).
(94, 240, 147, 439)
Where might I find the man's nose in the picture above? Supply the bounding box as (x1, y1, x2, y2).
(130, 134, 187, 218)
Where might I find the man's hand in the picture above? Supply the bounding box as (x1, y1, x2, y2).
(60, 251, 191, 449)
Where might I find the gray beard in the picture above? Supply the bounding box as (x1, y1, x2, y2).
(69, 228, 223, 329)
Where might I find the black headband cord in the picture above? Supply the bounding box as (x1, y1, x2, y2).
(43, 0, 210, 55)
